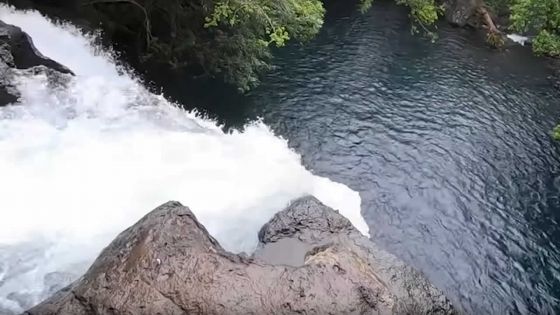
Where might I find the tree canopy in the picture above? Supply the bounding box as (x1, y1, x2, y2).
(83, 0, 559, 91)
(201, 0, 443, 89)
(202, 0, 325, 90)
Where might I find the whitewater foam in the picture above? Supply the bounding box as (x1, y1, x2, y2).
(507, 33, 530, 46)
(0, 5, 368, 313)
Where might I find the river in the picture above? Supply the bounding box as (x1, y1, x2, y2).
(1, 1, 560, 314)
(151, 2, 560, 314)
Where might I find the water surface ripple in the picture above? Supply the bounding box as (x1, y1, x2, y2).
(242, 3, 560, 314)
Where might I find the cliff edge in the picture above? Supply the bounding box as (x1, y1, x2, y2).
(26, 197, 457, 315)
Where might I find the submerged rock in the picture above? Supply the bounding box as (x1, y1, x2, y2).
(0, 19, 73, 107)
(26, 197, 457, 314)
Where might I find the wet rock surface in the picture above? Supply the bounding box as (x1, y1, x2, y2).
(0, 20, 72, 73)
(0, 19, 72, 107)
(26, 197, 458, 315)
(443, 0, 480, 27)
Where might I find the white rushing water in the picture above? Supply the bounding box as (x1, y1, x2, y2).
(0, 6, 368, 313)
(507, 33, 530, 46)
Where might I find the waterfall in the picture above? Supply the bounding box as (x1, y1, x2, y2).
(0, 5, 368, 313)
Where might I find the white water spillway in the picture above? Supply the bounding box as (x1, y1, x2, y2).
(0, 5, 368, 313)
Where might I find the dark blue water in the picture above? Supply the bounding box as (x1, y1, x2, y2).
(154, 2, 560, 314)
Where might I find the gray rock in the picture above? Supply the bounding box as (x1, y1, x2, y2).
(0, 19, 73, 107)
(444, 0, 481, 27)
(0, 42, 18, 106)
(25, 197, 458, 315)
(0, 85, 18, 106)
(0, 20, 72, 74)
(257, 197, 457, 314)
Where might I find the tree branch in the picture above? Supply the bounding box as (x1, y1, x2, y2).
(478, 6, 498, 34)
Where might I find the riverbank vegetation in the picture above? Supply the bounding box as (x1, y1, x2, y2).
(85, 0, 440, 91)
(200, 0, 441, 89)
(509, 0, 560, 56)
(483, 0, 560, 56)
(2, 0, 558, 90)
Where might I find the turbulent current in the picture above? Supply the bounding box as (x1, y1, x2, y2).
(0, 6, 368, 313)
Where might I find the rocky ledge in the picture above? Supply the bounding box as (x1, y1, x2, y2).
(26, 196, 457, 315)
(0, 20, 73, 107)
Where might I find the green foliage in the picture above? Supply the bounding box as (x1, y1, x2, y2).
(359, 0, 374, 13)
(553, 124, 560, 141)
(484, 0, 514, 16)
(88, 0, 560, 92)
(358, 0, 441, 38)
(486, 31, 505, 47)
(204, 0, 325, 89)
(396, 0, 440, 27)
(533, 29, 560, 56)
(202, 0, 443, 88)
(510, 0, 560, 32)
(205, 0, 324, 47)
(510, 0, 560, 56)
(86, 0, 323, 91)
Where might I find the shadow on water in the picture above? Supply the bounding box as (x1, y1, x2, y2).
(143, 1, 560, 314)
(138, 66, 252, 128)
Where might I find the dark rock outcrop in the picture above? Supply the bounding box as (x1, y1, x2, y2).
(0, 19, 73, 107)
(443, 0, 481, 27)
(0, 84, 18, 105)
(26, 197, 457, 315)
(0, 20, 72, 73)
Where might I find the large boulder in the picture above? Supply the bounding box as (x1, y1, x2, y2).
(256, 197, 457, 314)
(0, 19, 73, 107)
(0, 20, 72, 73)
(443, 0, 481, 27)
(25, 197, 458, 315)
